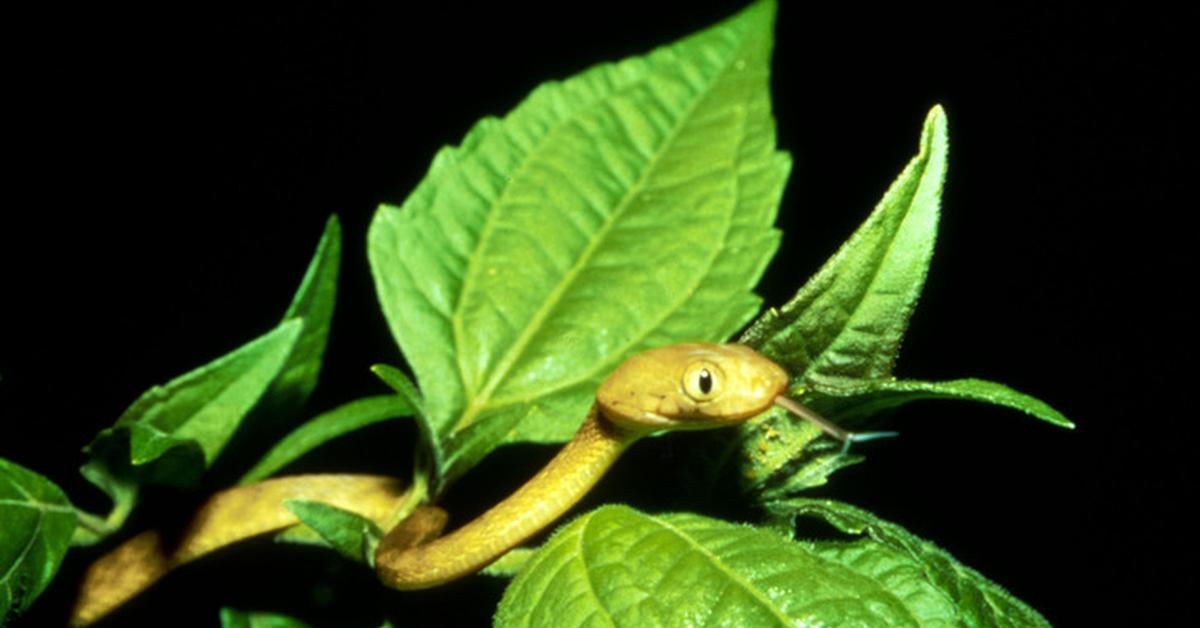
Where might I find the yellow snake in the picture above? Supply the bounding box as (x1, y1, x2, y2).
(375, 342, 869, 590)
(73, 342, 872, 622)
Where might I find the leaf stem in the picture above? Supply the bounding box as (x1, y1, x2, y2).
(69, 485, 138, 546)
(383, 461, 429, 531)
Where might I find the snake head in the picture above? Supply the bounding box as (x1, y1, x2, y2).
(596, 343, 789, 431)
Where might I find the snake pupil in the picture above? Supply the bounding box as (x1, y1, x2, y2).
(698, 368, 713, 394)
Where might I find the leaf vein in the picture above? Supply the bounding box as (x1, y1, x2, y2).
(0, 498, 74, 515)
(576, 514, 619, 628)
(482, 41, 758, 412)
(644, 516, 793, 626)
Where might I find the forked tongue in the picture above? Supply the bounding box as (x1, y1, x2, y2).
(773, 396, 899, 453)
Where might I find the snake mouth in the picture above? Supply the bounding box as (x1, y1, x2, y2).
(632, 409, 677, 428)
(631, 408, 755, 431)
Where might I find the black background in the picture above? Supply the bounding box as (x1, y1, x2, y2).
(3, 1, 1192, 626)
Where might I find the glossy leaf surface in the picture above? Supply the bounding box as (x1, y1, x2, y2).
(369, 0, 787, 488)
(497, 505, 968, 627)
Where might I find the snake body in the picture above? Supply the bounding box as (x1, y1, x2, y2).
(376, 342, 790, 590)
(73, 342, 855, 624)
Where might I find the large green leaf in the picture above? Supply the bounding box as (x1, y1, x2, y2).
(1, 458, 76, 623)
(496, 505, 968, 627)
(767, 498, 1052, 627)
(369, 0, 788, 489)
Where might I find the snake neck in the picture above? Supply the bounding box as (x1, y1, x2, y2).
(376, 405, 641, 590)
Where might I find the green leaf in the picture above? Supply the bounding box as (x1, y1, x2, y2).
(368, 0, 788, 490)
(82, 319, 303, 490)
(369, 365, 439, 490)
(369, 365, 425, 417)
(707, 376, 1070, 500)
(766, 498, 1052, 627)
(264, 215, 341, 417)
(496, 505, 965, 627)
(271, 522, 328, 547)
(742, 104, 948, 388)
(79, 216, 339, 505)
(369, 364, 436, 473)
(718, 105, 961, 497)
(283, 500, 383, 565)
(219, 607, 312, 628)
(239, 395, 414, 484)
(1, 458, 76, 623)
(802, 378, 1074, 429)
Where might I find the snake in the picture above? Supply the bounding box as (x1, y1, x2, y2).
(71, 342, 876, 625)
(375, 342, 877, 590)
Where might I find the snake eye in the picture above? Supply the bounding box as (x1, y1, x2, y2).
(682, 361, 723, 401)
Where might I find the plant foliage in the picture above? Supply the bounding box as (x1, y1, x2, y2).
(2, 2, 1072, 626)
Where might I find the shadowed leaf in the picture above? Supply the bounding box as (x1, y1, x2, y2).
(1, 458, 76, 623)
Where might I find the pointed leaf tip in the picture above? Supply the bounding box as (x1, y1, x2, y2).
(284, 499, 383, 565)
(921, 104, 949, 156)
(271, 214, 342, 415)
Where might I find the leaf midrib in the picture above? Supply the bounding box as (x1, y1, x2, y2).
(0, 479, 56, 602)
(451, 25, 758, 434)
(807, 141, 936, 381)
(576, 516, 618, 628)
(0, 499, 74, 515)
(167, 324, 299, 453)
(485, 120, 749, 412)
(645, 514, 794, 626)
